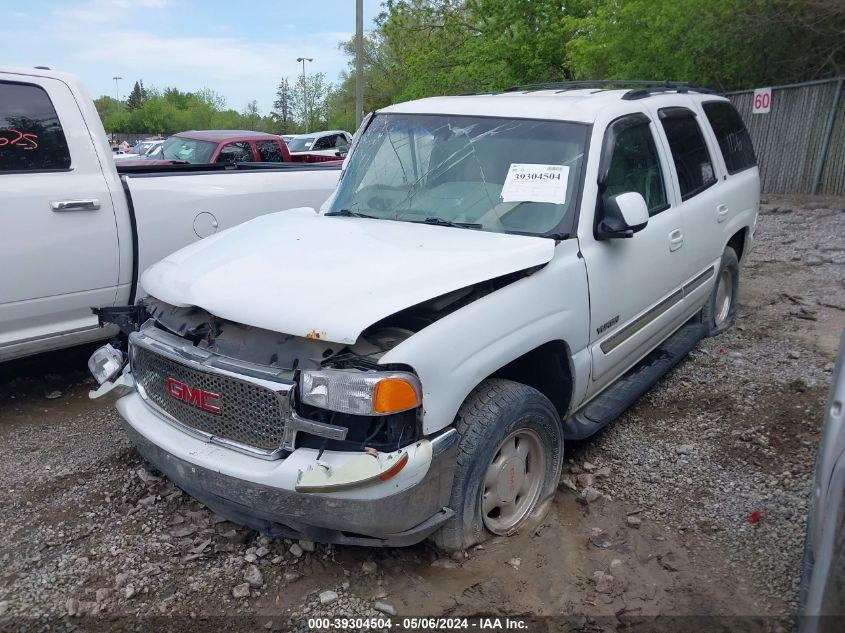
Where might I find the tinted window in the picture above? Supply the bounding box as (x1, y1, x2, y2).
(0, 81, 71, 172)
(603, 116, 668, 215)
(256, 140, 283, 162)
(216, 142, 254, 163)
(659, 107, 717, 199)
(703, 101, 757, 174)
(313, 135, 333, 151)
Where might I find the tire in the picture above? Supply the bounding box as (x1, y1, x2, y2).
(432, 379, 564, 551)
(702, 246, 740, 337)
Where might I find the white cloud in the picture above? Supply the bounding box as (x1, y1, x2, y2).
(3, 0, 360, 113)
(54, 0, 170, 24)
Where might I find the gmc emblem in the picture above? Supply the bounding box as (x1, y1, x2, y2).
(166, 377, 221, 414)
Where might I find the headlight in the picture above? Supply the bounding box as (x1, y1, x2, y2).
(87, 344, 125, 385)
(300, 369, 421, 416)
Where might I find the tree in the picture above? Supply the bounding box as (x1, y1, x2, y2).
(241, 100, 262, 130)
(272, 77, 296, 133)
(126, 80, 147, 111)
(93, 96, 123, 123)
(290, 72, 332, 132)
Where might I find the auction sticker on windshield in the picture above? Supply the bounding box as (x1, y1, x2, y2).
(500, 163, 569, 204)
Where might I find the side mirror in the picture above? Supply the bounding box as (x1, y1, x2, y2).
(596, 192, 649, 240)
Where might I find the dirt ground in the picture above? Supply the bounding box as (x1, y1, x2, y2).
(0, 195, 843, 632)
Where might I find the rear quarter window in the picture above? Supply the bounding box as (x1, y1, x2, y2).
(703, 101, 757, 174)
(0, 81, 71, 172)
(256, 140, 284, 162)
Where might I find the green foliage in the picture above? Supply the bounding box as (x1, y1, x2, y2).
(290, 72, 332, 133)
(97, 83, 280, 135)
(272, 77, 296, 133)
(323, 0, 845, 127)
(126, 80, 147, 111)
(98, 1, 845, 135)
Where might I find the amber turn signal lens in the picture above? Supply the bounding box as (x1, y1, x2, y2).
(373, 378, 419, 414)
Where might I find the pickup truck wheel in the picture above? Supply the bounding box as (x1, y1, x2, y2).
(432, 379, 563, 551)
(703, 246, 739, 336)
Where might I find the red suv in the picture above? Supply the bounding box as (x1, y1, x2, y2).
(157, 130, 292, 164)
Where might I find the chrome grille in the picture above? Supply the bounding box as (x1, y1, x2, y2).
(131, 343, 289, 453)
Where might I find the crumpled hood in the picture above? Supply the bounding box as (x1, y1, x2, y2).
(141, 208, 555, 344)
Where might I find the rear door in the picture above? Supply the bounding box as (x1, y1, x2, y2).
(0, 76, 120, 352)
(649, 104, 723, 285)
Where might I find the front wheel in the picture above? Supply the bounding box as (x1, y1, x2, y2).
(432, 379, 564, 551)
(703, 246, 740, 336)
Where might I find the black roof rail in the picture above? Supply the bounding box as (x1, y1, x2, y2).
(502, 80, 715, 99)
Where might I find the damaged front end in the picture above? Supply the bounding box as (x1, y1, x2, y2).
(87, 297, 460, 545)
(91, 296, 431, 457)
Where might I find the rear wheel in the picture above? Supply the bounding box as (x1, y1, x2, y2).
(432, 379, 563, 551)
(703, 246, 739, 336)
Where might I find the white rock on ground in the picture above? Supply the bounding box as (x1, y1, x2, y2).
(374, 601, 397, 616)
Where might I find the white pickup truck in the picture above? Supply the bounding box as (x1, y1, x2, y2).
(91, 81, 759, 550)
(0, 66, 340, 361)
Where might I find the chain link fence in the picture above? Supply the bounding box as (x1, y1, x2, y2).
(726, 77, 844, 196)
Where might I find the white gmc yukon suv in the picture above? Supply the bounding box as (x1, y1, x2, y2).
(90, 81, 759, 550)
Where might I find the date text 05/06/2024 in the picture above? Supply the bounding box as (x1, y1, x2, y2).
(306, 617, 529, 630)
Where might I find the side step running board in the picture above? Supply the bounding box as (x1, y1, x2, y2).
(563, 317, 705, 440)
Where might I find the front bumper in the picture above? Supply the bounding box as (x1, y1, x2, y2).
(116, 392, 458, 546)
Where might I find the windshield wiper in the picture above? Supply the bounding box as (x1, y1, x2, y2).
(412, 217, 482, 229)
(324, 209, 377, 219)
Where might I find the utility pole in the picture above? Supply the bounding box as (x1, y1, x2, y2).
(355, 0, 363, 129)
(112, 76, 122, 101)
(296, 57, 313, 133)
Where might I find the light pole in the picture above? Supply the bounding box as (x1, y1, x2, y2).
(112, 76, 122, 101)
(355, 0, 363, 128)
(296, 57, 313, 133)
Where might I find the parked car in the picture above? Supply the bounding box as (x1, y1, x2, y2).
(113, 138, 165, 162)
(0, 66, 342, 361)
(286, 130, 352, 158)
(90, 81, 759, 549)
(798, 332, 845, 632)
(280, 134, 296, 143)
(157, 130, 293, 164)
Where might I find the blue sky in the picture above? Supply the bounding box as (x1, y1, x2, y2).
(2, 0, 384, 114)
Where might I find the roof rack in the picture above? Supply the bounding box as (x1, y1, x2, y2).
(502, 80, 715, 100)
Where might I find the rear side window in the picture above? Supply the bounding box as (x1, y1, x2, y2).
(603, 115, 668, 215)
(0, 81, 71, 172)
(256, 140, 284, 162)
(659, 107, 717, 200)
(313, 135, 334, 151)
(702, 101, 757, 174)
(216, 142, 254, 164)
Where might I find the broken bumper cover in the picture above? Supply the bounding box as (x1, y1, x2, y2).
(116, 392, 458, 546)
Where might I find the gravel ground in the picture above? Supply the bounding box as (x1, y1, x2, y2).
(0, 195, 842, 631)
(572, 194, 845, 614)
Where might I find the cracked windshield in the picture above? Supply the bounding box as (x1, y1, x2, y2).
(328, 113, 588, 235)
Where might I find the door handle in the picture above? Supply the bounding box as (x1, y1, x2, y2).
(51, 199, 100, 212)
(669, 229, 684, 252)
(716, 203, 729, 223)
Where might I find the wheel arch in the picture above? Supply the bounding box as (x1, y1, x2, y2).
(487, 339, 575, 420)
(727, 226, 748, 262)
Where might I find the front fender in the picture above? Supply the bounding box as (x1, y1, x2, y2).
(379, 240, 591, 434)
